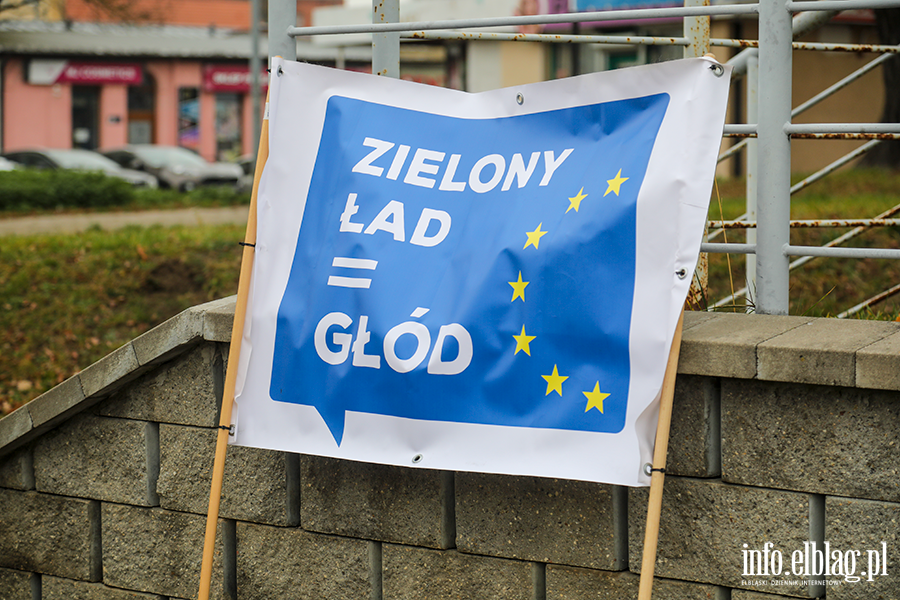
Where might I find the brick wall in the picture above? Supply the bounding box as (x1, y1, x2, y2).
(0, 298, 898, 599)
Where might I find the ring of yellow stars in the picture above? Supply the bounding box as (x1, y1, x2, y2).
(542, 364, 568, 396)
(524, 223, 548, 249)
(508, 271, 529, 302)
(566, 187, 588, 213)
(513, 325, 536, 356)
(604, 169, 629, 197)
(583, 382, 611, 413)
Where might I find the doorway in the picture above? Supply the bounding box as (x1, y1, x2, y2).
(128, 72, 155, 144)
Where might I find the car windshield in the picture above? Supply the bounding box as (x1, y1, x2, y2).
(131, 146, 209, 168)
(46, 149, 122, 171)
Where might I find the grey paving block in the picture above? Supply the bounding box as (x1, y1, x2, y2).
(679, 313, 812, 379)
(0, 489, 99, 581)
(0, 406, 34, 455)
(758, 318, 898, 387)
(33, 413, 158, 505)
(628, 478, 810, 595)
(157, 424, 298, 524)
(201, 295, 237, 343)
(825, 497, 900, 600)
(456, 472, 624, 570)
(0, 444, 33, 490)
(382, 545, 533, 600)
(131, 306, 204, 367)
(0, 567, 35, 600)
(78, 342, 143, 399)
(43, 576, 165, 599)
(96, 344, 221, 428)
(546, 566, 723, 599)
(856, 330, 900, 391)
(23, 375, 86, 431)
(301, 455, 447, 548)
(721, 379, 900, 502)
(667, 375, 720, 478)
(682, 310, 722, 332)
(101, 504, 226, 599)
(236, 522, 370, 600)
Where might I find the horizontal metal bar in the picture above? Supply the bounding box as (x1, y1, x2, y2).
(724, 124, 758, 136)
(288, 5, 760, 37)
(786, 123, 900, 135)
(701, 243, 757, 255)
(709, 219, 900, 229)
(784, 245, 900, 259)
(793, 41, 900, 53)
(787, 0, 900, 11)
(789, 133, 900, 140)
(710, 38, 761, 49)
(403, 30, 689, 46)
(713, 40, 900, 53)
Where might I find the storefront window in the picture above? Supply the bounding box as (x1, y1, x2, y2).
(178, 87, 200, 151)
(72, 86, 100, 150)
(215, 93, 242, 162)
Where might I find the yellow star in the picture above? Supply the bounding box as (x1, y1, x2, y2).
(508, 271, 529, 302)
(524, 223, 548, 249)
(583, 382, 611, 414)
(513, 325, 536, 356)
(542, 364, 568, 396)
(566, 187, 588, 213)
(604, 169, 629, 197)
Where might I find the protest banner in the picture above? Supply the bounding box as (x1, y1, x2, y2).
(228, 56, 730, 486)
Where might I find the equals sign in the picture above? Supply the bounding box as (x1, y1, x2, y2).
(327, 257, 378, 289)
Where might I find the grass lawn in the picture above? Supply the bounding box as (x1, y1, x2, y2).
(1, 224, 243, 414)
(1, 169, 898, 415)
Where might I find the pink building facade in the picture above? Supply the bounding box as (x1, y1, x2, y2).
(2, 56, 266, 163)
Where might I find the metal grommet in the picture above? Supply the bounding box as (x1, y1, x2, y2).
(516, 92, 524, 105)
(277, 65, 284, 76)
(709, 63, 725, 77)
(412, 454, 424, 464)
(643, 463, 653, 476)
(676, 268, 687, 279)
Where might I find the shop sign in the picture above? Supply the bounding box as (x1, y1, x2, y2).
(28, 59, 143, 85)
(203, 65, 269, 93)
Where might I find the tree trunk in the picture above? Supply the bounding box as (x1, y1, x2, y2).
(861, 8, 900, 169)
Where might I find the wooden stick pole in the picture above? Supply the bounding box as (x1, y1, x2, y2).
(637, 310, 685, 600)
(197, 89, 270, 600)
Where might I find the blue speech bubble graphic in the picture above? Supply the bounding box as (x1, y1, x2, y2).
(270, 92, 669, 445)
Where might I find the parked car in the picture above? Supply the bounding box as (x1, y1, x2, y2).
(1, 148, 158, 187)
(101, 145, 243, 192)
(0, 156, 18, 171)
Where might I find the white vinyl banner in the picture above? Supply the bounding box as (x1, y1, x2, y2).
(230, 56, 731, 486)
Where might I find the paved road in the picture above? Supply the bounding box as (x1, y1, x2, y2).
(0, 206, 249, 236)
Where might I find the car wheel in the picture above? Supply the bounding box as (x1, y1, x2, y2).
(181, 181, 196, 192)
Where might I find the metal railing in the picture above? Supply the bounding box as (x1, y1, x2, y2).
(266, 0, 900, 316)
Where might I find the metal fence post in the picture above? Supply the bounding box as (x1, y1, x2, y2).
(268, 0, 297, 61)
(755, 0, 792, 314)
(373, 0, 400, 78)
(745, 51, 759, 307)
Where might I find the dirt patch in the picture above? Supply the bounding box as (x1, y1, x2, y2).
(142, 259, 204, 293)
